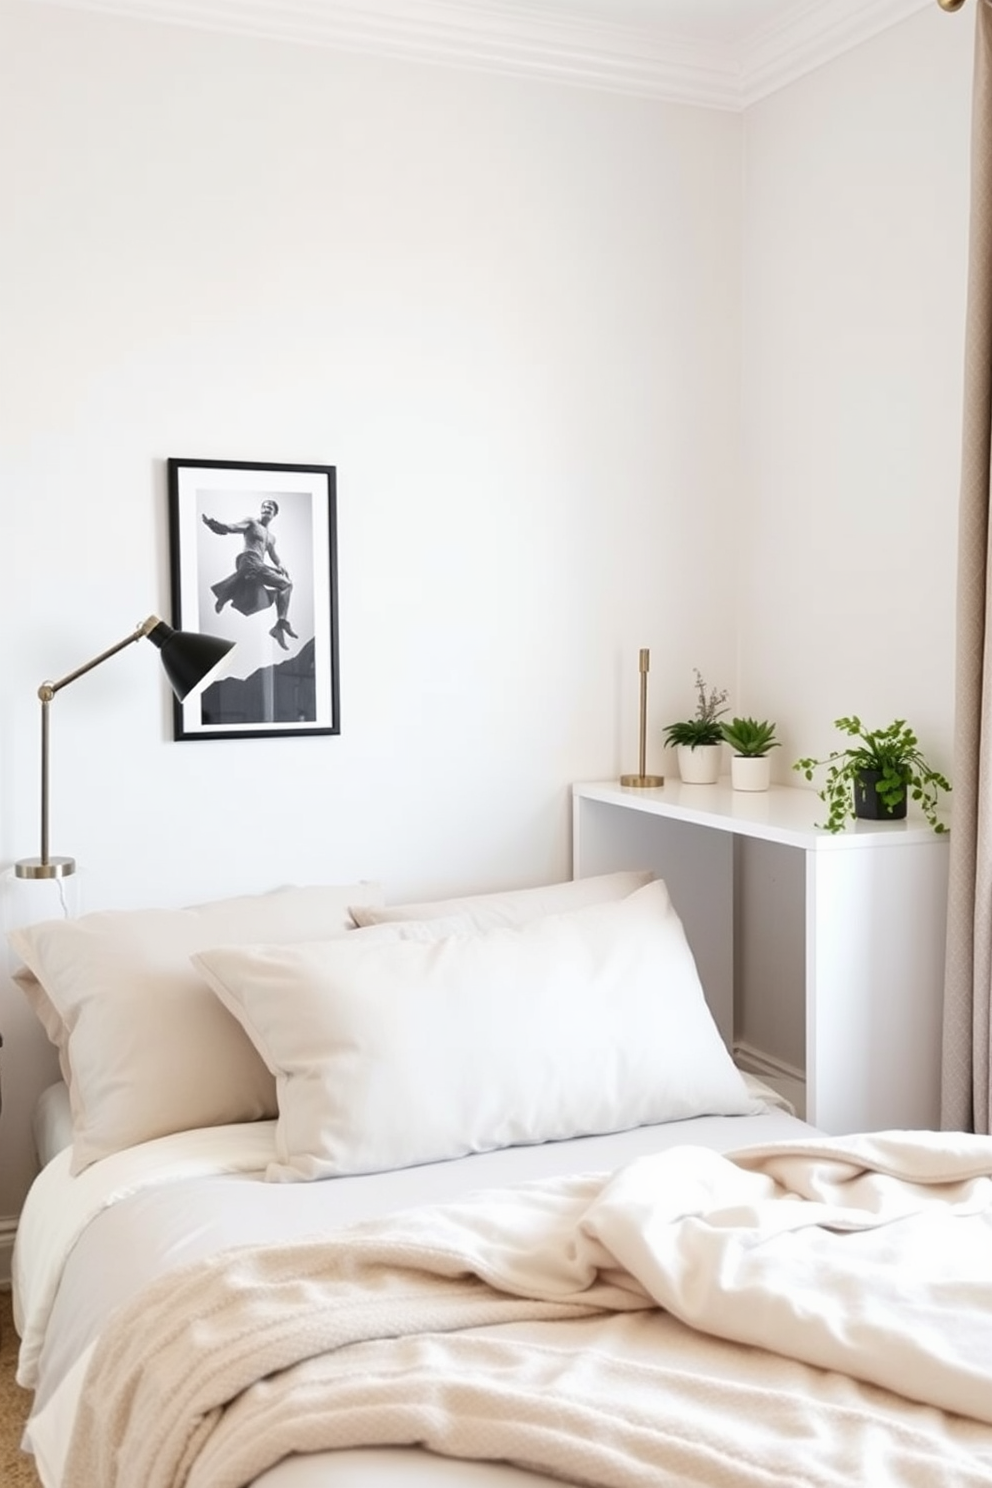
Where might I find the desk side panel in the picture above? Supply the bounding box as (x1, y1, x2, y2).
(806, 839, 948, 1133)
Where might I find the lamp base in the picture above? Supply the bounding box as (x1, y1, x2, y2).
(15, 856, 76, 880)
(619, 774, 665, 789)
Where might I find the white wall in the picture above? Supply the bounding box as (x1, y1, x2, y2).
(739, 7, 972, 762)
(0, 0, 743, 1227)
(733, 6, 973, 1063)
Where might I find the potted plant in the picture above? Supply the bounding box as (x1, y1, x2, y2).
(663, 669, 729, 784)
(793, 716, 951, 834)
(721, 716, 779, 792)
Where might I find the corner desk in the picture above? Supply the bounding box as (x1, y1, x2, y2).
(572, 779, 950, 1134)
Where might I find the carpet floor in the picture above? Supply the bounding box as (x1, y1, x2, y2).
(0, 1289, 42, 1486)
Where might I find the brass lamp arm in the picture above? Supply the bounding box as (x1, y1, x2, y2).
(39, 616, 161, 702)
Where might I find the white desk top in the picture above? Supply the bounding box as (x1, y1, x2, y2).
(572, 779, 951, 852)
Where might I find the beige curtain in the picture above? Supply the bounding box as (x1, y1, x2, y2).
(943, 0, 992, 1134)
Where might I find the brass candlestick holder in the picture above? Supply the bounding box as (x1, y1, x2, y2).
(620, 648, 664, 788)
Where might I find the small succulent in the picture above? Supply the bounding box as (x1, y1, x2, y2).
(663, 669, 729, 749)
(721, 717, 779, 758)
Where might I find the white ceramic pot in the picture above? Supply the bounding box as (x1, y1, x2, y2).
(731, 754, 771, 792)
(677, 743, 722, 785)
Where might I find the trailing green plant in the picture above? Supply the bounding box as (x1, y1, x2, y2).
(793, 716, 951, 834)
(663, 669, 729, 749)
(721, 717, 779, 758)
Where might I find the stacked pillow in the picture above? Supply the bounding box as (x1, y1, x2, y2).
(199, 874, 756, 1181)
(347, 868, 654, 931)
(12, 869, 756, 1181)
(10, 883, 384, 1173)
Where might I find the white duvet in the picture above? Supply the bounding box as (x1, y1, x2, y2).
(16, 1101, 992, 1488)
(58, 1129, 992, 1488)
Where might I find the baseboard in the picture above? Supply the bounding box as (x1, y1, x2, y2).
(0, 1218, 16, 1289)
(734, 1041, 807, 1120)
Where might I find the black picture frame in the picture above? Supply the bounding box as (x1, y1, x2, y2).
(167, 458, 339, 741)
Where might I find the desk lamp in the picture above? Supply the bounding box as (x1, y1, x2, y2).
(15, 615, 235, 881)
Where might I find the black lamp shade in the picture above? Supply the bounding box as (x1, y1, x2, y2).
(147, 621, 235, 701)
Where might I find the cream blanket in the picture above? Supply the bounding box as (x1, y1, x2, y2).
(63, 1131, 992, 1488)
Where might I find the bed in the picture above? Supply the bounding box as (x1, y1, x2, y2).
(8, 870, 992, 1488)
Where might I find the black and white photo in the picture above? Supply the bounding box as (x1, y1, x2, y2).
(168, 458, 339, 740)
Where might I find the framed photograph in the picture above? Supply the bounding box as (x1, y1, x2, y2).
(167, 458, 339, 741)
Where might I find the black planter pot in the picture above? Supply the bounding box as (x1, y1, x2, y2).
(854, 768, 908, 822)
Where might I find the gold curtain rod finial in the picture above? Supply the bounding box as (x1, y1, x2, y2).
(937, 0, 967, 12)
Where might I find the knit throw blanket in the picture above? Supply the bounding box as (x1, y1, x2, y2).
(63, 1131, 992, 1488)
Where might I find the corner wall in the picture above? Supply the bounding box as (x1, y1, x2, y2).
(734, 5, 973, 1064)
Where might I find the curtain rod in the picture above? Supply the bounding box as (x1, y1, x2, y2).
(937, 0, 967, 10)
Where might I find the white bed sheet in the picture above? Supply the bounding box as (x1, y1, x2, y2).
(15, 1082, 811, 1488)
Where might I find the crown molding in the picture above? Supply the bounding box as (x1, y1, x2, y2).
(740, 0, 932, 106)
(27, 0, 937, 109)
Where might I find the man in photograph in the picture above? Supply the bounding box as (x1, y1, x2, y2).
(202, 499, 298, 649)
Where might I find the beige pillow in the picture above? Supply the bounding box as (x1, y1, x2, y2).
(9, 882, 383, 1174)
(348, 868, 654, 931)
(15, 966, 72, 1087)
(195, 879, 756, 1183)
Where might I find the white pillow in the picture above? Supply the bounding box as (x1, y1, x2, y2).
(9, 882, 384, 1174)
(347, 868, 654, 930)
(194, 879, 757, 1183)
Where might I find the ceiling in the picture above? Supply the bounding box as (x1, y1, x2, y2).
(32, 0, 946, 107)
